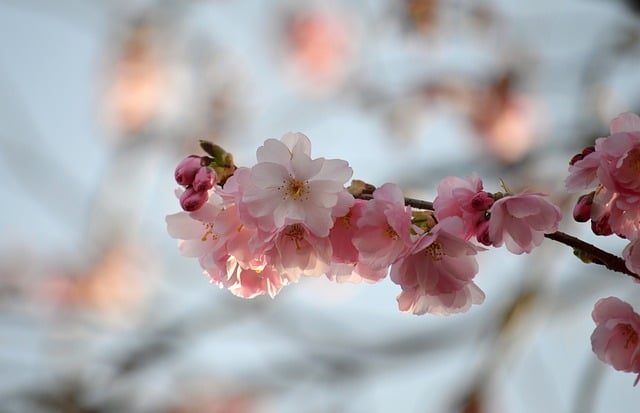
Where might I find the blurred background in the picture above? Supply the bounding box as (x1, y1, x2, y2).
(0, 0, 639, 412)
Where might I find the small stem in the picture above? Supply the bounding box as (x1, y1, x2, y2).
(353, 193, 639, 281)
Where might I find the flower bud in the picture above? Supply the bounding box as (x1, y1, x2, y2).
(470, 191, 494, 211)
(572, 192, 594, 222)
(591, 213, 613, 236)
(192, 167, 216, 192)
(569, 146, 596, 166)
(180, 187, 208, 212)
(175, 156, 203, 186)
(475, 219, 492, 246)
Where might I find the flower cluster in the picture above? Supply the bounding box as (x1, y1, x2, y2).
(167, 132, 561, 316)
(167, 114, 640, 386)
(567, 112, 640, 273)
(565, 112, 640, 385)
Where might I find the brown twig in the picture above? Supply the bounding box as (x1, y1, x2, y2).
(543, 232, 639, 280)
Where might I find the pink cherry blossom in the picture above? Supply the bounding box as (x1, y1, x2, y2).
(326, 200, 388, 283)
(166, 191, 224, 257)
(240, 132, 353, 237)
(565, 147, 601, 192)
(352, 183, 416, 270)
(168, 184, 294, 298)
(623, 239, 640, 276)
(488, 192, 562, 254)
(396, 282, 485, 316)
(433, 173, 489, 240)
(261, 223, 332, 278)
(390, 217, 484, 315)
(566, 112, 640, 238)
(591, 296, 640, 385)
(610, 112, 640, 134)
(201, 253, 293, 299)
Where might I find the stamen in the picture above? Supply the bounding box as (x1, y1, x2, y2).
(620, 324, 639, 350)
(285, 223, 306, 250)
(424, 242, 444, 261)
(201, 222, 217, 241)
(384, 225, 399, 240)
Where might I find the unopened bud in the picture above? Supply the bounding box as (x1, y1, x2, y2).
(470, 191, 495, 211)
(572, 192, 594, 222)
(192, 167, 216, 192)
(180, 187, 208, 212)
(569, 146, 595, 166)
(476, 219, 492, 246)
(412, 210, 437, 231)
(591, 214, 613, 236)
(175, 156, 202, 186)
(348, 180, 376, 197)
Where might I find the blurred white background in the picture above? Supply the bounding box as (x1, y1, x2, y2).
(0, 0, 639, 412)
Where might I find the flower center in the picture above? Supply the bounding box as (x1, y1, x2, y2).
(619, 323, 639, 350)
(282, 177, 309, 201)
(384, 225, 399, 240)
(424, 242, 444, 261)
(285, 223, 306, 250)
(340, 210, 353, 228)
(624, 148, 640, 172)
(201, 222, 217, 241)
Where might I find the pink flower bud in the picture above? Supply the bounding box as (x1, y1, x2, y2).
(569, 145, 596, 166)
(475, 219, 492, 246)
(591, 214, 613, 236)
(175, 156, 203, 186)
(180, 187, 208, 212)
(470, 191, 494, 211)
(192, 167, 216, 192)
(573, 192, 594, 222)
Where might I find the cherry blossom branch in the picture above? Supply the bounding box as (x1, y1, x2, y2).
(355, 193, 640, 281)
(355, 193, 434, 210)
(543, 232, 640, 280)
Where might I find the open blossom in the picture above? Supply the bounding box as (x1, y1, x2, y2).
(167, 185, 293, 298)
(352, 183, 416, 270)
(214, 257, 293, 299)
(488, 192, 562, 254)
(591, 297, 640, 385)
(166, 190, 224, 257)
(326, 200, 388, 283)
(433, 173, 492, 240)
(390, 217, 484, 315)
(240, 132, 353, 237)
(261, 223, 332, 278)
